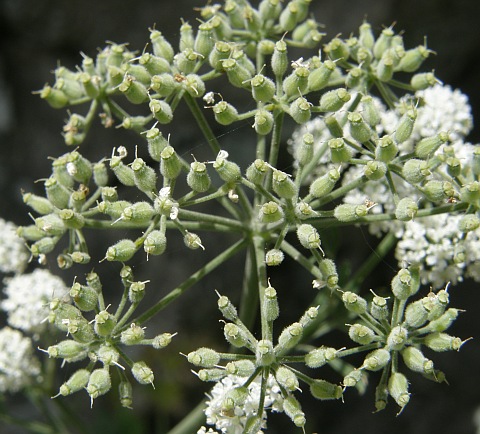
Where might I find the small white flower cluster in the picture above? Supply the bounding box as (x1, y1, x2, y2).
(0, 218, 29, 274)
(0, 327, 41, 393)
(2, 268, 69, 334)
(0, 218, 70, 392)
(290, 84, 479, 288)
(203, 374, 283, 434)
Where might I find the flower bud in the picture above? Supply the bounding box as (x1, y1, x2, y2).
(297, 224, 321, 250)
(386, 325, 408, 351)
(334, 203, 368, 222)
(423, 332, 465, 352)
(388, 372, 410, 410)
(362, 348, 391, 371)
(310, 379, 343, 400)
(251, 74, 275, 102)
(149, 99, 173, 124)
(132, 361, 154, 386)
(259, 201, 284, 224)
(348, 112, 373, 143)
(58, 369, 90, 396)
(188, 347, 221, 368)
(308, 60, 336, 91)
(105, 239, 137, 262)
(246, 159, 269, 184)
(342, 291, 367, 314)
(305, 346, 337, 368)
(290, 97, 311, 124)
(213, 101, 238, 125)
(319, 88, 351, 112)
(348, 323, 376, 344)
(395, 108, 417, 144)
(187, 161, 211, 193)
(276, 323, 303, 354)
(329, 138, 352, 163)
(121, 323, 145, 345)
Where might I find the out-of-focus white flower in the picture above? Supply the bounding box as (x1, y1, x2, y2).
(0, 327, 41, 393)
(204, 374, 283, 434)
(197, 427, 220, 434)
(1, 268, 69, 334)
(0, 218, 29, 274)
(395, 213, 480, 288)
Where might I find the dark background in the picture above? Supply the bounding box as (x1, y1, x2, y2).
(1, 1, 479, 433)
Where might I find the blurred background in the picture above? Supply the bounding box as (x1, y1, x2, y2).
(1, 0, 480, 433)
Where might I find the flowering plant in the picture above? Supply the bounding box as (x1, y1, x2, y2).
(1, 1, 478, 433)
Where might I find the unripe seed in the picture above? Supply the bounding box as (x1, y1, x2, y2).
(395, 197, 418, 221)
(246, 159, 269, 184)
(401, 346, 434, 374)
(59, 369, 90, 396)
(152, 332, 174, 349)
(359, 21, 375, 50)
(251, 74, 275, 102)
(386, 326, 408, 351)
(265, 249, 284, 266)
(310, 379, 343, 400)
(361, 95, 381, 127)
(144, 230, 167, 256)
(47, 340, 86, 359)
(139, 52, 171, 75)
(290, 96, 311, 124)
(70, 282, 98, 312)
(402, 158, 430, 184)
(86, 368, 111, 404)
(150, 30, 174, 62)
(305, 346, 337, 368)
(324, 114, 343, 138)
(59, 209, 85, 229)
(184, 232, 204, 250)
(23, 193, 54, 215)
(224, 323, 249, 348)
(149, 99, 173, 124)
(94, 310, 117, 337)
(422, 308, 460, 333)
(272, 170, 296, 199)
(259, 201, 284, 224)
(319, 88, 351, 112)
(388, 372, 410, 409)
(213, 101, 238, 125)
(132, 361, 154, 385)
(415, 132, 450, 159)
(118, 75, 148, 104)
(373, 27, 394, 60)
(343, 369, 364, 388)
(44, 177, 70, 209)
(187, 161, 211, 192)
(362, 348, 391, 371)
(213, 151, 241, 183)
(329, 137, 352, 163)
(35, 213, 66, 236)
(395, 108, 417, 144)
(253, 109, 274, 135)
(364, 160, 387, 180)
(119, 380, 133, 409)
(105, 239, 136, 262)
(188, 348, 221, 368)
(348, 112, 373, 143)
(225, 359, 256, 377)
(283, 66, 309, 99)
(297, 224, 321, 250)
(411, 71, 438, 90)
(348, 323, 376, 344)
(375, 135, 398, 162)
(256, 339, 275, 366)
(422, 180, 455, 202)
(309, 168, 340, 198)
(150, 73, 176, 97)
(110, 157, 136, 187)
(197, 368, 226, 382)
(222, 58, 252, 88)
(121, 323, 145, 345)
(160, 146, 182, 179)
(460, 181, 480, 207)
(145, 127, 169, 162)
(398, 45, 431, 72)
(271, 39, 288, 78)
(308, 59, 335, 91)
(194, 22, 215, 58)
(283, 395, 306, 428)
(276, 323, 303, 354)
(342, 291, 367, 314)
(334, 203, 368, 222)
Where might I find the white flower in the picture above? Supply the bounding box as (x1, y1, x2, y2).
(0, 327, 41, 393)
(0, 218, 29, 274)
(1, 268, 69, 334)
(204, 374, 283, 434)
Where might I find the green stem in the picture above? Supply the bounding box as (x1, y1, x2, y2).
(132, 238, 248, 326)
(265, 110, 285, 191)
(166, 399, 207, 434)
(238, 244, 260, 331)
(253, 235, 270, 340)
